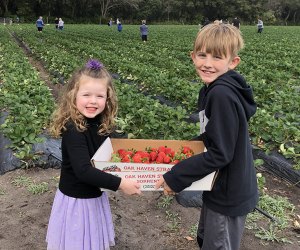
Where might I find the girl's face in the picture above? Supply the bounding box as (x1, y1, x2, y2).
(76, 75, 108, 118)
(191, 48, 240, 84)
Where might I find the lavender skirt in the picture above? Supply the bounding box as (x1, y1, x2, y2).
(46, 189, 115, 250)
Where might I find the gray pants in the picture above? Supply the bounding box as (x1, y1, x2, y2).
(197, 203, 246, 250)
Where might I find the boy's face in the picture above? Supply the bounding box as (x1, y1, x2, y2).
(191, 49, 240, 84)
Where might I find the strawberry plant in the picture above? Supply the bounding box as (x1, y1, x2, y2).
(5, 24, 300, 168)
(0, 26, 54, 165)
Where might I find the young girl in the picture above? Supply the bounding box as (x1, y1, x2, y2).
(46, 59, 141, 250)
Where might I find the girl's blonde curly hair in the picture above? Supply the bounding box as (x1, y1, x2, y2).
(50, 61, 117, 137)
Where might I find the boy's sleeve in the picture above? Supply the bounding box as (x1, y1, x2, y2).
(164, 86, 239, 192)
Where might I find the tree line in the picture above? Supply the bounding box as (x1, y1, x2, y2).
(1, 0, 300, 25)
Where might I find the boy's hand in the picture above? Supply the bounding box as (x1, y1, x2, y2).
(119, 179, 141, 195)
(155, 177, 175, 195)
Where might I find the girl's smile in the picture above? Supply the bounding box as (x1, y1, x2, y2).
(76, 75, 108, 118)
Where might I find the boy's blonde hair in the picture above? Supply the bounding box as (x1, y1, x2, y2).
(50, 63, 118, 137)
(194, 23, 244, 58)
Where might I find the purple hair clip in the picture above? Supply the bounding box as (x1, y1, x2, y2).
(85, 59, 103, 70)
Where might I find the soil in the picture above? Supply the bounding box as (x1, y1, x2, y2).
(1, 31, 299, 250)
(0, 168, 299, 250)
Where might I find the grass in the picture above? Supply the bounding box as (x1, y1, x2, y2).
(249, 169, 297, 243)
(165, 210, 181, 232)
(157, 195, 174, 209)
(11, 176, 33, 187)
(188, 223, 198, 238)
(11, 175, 49, 195)
(27, 182, 49, 194)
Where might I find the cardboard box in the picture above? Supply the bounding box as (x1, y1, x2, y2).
(91, 138, 217, 191)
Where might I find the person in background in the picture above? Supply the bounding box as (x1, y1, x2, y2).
(140, 20, 148, 42)
(117, 22, 123, 32)
(36, 16, 44, 32)
(46, 59, 141, 250)
(257, 18, 264, 33)
(232, 17, 240, 29)
(156, 23, 258, 250)
(54, 17, 59, 29)
(108, 18, 113, 27)
(58, 17, 64, 30)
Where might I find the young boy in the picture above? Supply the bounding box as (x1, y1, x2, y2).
(156, 23, 258, 250)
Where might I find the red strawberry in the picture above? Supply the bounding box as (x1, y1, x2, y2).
(168, 150, 175, 157)
(182, 146, 192, 154)
(156, 155, 164, 163)
(158, 151, 166, 158)
(126, 151, 134, 157)
(158, 146, 166, 153)
(163, 155, 171, 164)
(141, 151, 150, 158)
(121, 155, 131, 162)
(149, 151, 158, 162)
(132, 154, 142, 163)
(165, 147, 172, 155)
(117, 149, 127, 157)
(143, 159, 150, 164)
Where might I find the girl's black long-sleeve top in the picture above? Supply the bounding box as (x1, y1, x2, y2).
(163, 70, 258, 216)
(59, 116, 121, 198)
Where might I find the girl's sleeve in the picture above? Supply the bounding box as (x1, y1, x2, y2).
(63, 127, 121, 191)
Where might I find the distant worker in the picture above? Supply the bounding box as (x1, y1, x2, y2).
(232, 17, 240, 29)
(58, 18, 64, 30)
(55, 17, 59, 29)
(36, 16, 44, 32)
(140, 20, 148, 42)
(108, 18, 113, 27)
(117, 22, 123, 32)
(257, 18, 264, 33)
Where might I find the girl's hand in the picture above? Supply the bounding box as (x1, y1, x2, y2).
(155, 177, 175, 195)
(119, 179, 141, 195)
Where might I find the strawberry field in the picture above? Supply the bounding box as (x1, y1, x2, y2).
(0, 24, 299, 169)
(0, 24, 300, 249)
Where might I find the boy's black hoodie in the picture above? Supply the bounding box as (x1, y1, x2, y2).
(163, 70, 258, 216)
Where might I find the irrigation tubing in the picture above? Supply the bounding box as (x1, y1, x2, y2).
(254, 206, 277, 222)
